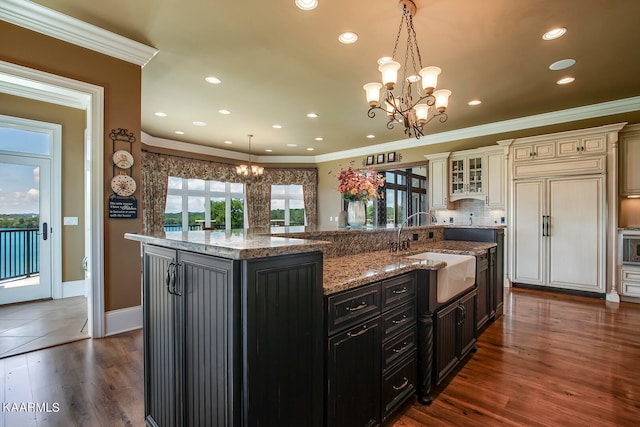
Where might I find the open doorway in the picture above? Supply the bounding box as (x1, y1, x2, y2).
(0, 60, 106, 347)
(0, 116, 89, 357)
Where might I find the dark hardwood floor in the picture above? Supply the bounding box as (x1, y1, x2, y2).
(1, 287, 639, 426)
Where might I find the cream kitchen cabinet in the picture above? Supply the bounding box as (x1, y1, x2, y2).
(620, 124, 640, 197)
(512, 174, 605, 293)
(486, 149, 505, 209)
(556, 135, 606, 157)
(427, 152, 450, 210)
(512, 141, 555, 162)
(620, 265, 640, 298)
(449, 153, 485, 202)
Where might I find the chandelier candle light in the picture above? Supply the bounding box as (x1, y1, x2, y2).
(235, 134, 264, 183)
(363, 0, 451, 139)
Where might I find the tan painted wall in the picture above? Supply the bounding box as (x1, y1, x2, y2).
(0, 93, 85, 283)
(0, 21, 143, 311)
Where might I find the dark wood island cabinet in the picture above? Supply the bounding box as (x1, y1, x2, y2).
(326, 272, 417, 426)
(127, 232, 327, 427)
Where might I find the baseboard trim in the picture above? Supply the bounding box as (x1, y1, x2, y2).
(105, 305, 142, 336)
(61, 280, 86, 298)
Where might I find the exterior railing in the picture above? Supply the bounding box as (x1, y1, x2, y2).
(0, 228, 39, 282)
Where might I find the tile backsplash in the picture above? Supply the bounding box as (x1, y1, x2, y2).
(433, 199, 505, 226)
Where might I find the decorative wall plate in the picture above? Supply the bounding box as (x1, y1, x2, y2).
(111, 173, 137, 196)
(113, 150, 134, 169)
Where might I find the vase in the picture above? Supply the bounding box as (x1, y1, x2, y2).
(347, 200, 366, 227)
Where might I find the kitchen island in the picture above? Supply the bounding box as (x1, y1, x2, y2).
(126, 228, 497, 426)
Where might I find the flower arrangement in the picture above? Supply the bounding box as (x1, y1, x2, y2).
(336, 162, 386, 202)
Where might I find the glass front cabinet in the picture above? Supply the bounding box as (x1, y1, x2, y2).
(449, 154, 486, 201)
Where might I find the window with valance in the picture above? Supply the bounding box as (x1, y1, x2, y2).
(141, 151, 318, 234)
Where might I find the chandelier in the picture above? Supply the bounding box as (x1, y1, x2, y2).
(363, 0, 451, 139)
(235, 134, 264, 183)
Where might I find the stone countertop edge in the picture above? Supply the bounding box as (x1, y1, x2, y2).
(124, 232, 331, 260)
(323, 240, 497, 295)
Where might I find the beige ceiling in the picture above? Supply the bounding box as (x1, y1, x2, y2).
(33, 0, 640, 157)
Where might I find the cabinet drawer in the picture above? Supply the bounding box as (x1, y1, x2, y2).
(383, 325, 416, 369)
(327, 283, 381, 334)
(381, 273, 416, 310)
(382, 302, 416, 339)
(382, 354, 416, 421)
(621, 268, 640, 283)
(622, 281, 640, 298)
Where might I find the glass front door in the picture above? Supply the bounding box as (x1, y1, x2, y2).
(0, 155, 52, 304)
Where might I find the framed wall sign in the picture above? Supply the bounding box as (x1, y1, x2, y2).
(387, 152, 396, 162)
(377, 153, 385, 164)
(366, 155, 374, 166)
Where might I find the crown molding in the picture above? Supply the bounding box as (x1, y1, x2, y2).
(145, 96, 640, 165)
(313, 96, 640, 162)
(0, 0, 158, 67)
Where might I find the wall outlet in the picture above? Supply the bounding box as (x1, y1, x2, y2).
(449, 217, 454, 223)
(412, 233, 419, 241)
(428, 231, 434, 239)
(501, 216, 505, 224)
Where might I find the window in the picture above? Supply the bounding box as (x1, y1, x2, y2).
(374, 167, 427, 227)
(270, 185, 306, 227)
(164, 177, 245, 232)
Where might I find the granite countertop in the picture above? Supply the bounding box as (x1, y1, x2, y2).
(323, 240, 496, 295)
(124, 231, 330, 260)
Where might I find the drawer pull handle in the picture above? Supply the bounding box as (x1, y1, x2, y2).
(392, 377, 409, 391)
(392, 315, 408, 325)
(347, 326, 368, 337)
(392, 287, 408, 295)
(346, 301, 367, 312)
(392, 342, 408, 353)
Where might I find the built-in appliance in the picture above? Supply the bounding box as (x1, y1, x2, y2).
(622, 236, 640, 265)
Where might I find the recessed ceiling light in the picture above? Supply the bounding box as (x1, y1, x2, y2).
(205, 76, 221, 84)
(549, 59, 576, 71)
(468, 100, 482, 106)
(154, 112, 167, 117)
(377, 57, 393, 65)
(295, 0, 318, 11)
(218, 109, 231, 115)
(175, 131, 185, 135)
(307, 148, 315, 151)
(557, 76, 575, 85)
(223, 140, 233, 144)
(272, 124, 283, 129)
(366, 134, 375, 139)
(542, 27, 567, 41)
(287, 143, 297, 147)
(192, 121, 207, 126)
(265, 149, 273, 152)
(306, 113, 319, 118)
(338, 32, 358, 44)
(314, 137, 323, 141)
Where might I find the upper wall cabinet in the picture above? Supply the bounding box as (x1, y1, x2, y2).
(620, 124, 640, 197)
(426, 152, 451, 210)
(426, 147, 505, 210)
(450, 152, 485, 202)
(513, 133, 606, 163)
(512, 141, 555, 162)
